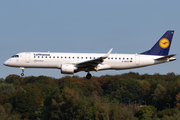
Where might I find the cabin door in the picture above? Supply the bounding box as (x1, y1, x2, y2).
(25, 52, 31, 63)
(135, 54, 140, 65)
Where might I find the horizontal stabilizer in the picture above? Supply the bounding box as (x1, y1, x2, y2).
(154, 54, 176, 60)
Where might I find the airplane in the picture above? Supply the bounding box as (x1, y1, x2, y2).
(4, 30, 176, 79)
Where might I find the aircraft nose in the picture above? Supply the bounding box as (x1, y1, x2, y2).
(3, 60, 9, 66)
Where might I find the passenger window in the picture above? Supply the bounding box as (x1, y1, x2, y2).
(65, 57, 67, 59)
(81, 57, 83, 59)
(34, 56, 36, 58)
(115, 58, 117, 59)
(61, 56, 63, 58)
(111, 57, 113, 59)
(42, 56, 43, 58)
(49, 56, 51, 58)
(46, 56, 47, 58)
(38, 56, 40, 58)
(123, 58, 125, 60)
(86, 57, 88, 59)
(77, 57, 79, 59)
(119, 58, 121, 60)
(69, 57, 71, 59)
(90, 57, 92, 59)
(108, 57, 110, 59)
(73, 57, 74, 59)
(127, 58, 129, 60)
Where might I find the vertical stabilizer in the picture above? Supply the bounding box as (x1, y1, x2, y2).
(141, 31, 174, 56)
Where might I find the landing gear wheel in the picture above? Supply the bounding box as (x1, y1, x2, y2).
(21, 73, 24, 76)
(86, 73, 92, 79)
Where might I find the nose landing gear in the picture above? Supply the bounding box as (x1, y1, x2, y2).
(86, 72, 92, 79)
(21, 73, 24, 76)
(20, 67, 24, 76)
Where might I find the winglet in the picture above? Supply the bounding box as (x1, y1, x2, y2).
(101, 48, 113, 59)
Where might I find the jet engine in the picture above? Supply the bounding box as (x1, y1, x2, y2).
(61, 64, 77, 74)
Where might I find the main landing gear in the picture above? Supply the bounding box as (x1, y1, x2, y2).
(20, 67, 24, 76)
(86, 72, 92, 79)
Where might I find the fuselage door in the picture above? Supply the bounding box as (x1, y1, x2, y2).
(25, 52, 31, 63)
(135, 54, 140, 65)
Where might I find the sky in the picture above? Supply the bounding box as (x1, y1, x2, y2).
(0, 1, 180, 79)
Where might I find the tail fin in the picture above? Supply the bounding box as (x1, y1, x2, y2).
(140, 30, 174, 56)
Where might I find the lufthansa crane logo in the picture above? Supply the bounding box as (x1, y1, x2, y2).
(159, 38, 170, 49)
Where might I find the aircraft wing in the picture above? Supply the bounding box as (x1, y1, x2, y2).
(77, 48, 113, 69)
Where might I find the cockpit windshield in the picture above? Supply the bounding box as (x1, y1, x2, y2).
(11, 55, 19, 58)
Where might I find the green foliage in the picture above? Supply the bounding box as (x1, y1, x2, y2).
(157, 108, 179, 118)
(106, 77, 144, 104)
(0, 83, 15, 94)
(5, 74, 21, 85)
(136, 105, 157, 119)
(0, 78, 4, 83)
(25, 75, 56, 86)
(1, 73, 180, 119)
(0, 104, 6, 114)
(3, 103, 13, 114)
(153, 84, 166, 101)
(10, 90, 40, 119)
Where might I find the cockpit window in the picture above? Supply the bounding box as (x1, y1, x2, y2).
(11, 55, 19, 58)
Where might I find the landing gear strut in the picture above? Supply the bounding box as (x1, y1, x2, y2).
(20, 67, 24, 76)
(86, 72, 92, 79)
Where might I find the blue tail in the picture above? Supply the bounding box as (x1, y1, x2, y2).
(140, 30, 174, 56)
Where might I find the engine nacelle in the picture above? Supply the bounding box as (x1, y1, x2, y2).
(61, 64, 77, 74)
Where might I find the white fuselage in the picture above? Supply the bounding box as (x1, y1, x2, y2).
(4, 52, 169, 72)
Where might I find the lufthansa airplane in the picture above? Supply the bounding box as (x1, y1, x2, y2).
(4, 31, 176, 79)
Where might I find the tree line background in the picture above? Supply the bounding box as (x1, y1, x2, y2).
(1, 72, 180, 120)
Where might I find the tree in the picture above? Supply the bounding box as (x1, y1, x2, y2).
(3, 103, 13, 114)
(136, 105, 157, 119)
(0, 78, 4, 83)
(105, 78, 144, 104)
(41, 85, 86, 120)
(0, 83, 15, 104)
(11, 90, 39, 119)
(0, 104, 6, 114)
(153, 84, 166, 102)
(5, 74, 21, 85)
(175, 92, 180, 108)
(0, 83, 15, 94)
